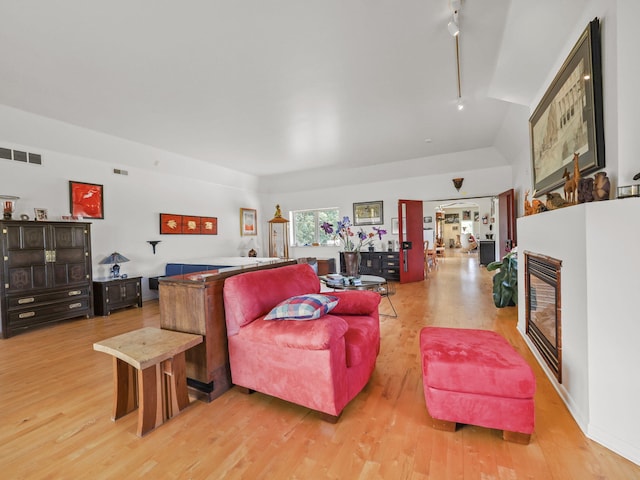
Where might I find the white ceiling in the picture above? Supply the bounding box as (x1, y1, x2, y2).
(0, 0, 589, 177)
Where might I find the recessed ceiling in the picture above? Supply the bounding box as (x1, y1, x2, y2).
(0, 1, 589, 177)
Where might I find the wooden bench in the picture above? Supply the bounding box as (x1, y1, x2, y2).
(93, 327, 203, 436)
(420, 327, 536, 444)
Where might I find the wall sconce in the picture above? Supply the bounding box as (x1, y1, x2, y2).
(147, 240, 161, 254)
(452, 178, 464, 191)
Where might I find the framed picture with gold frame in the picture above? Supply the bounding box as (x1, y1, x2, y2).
(240, 208, 257, 236)
(353, 201, 383, 226)
(529, 18, 604, 196)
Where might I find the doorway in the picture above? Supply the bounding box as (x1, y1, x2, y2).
(424, 196, 499, 262)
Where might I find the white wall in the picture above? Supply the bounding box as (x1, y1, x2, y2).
(0, 107, 262, 302)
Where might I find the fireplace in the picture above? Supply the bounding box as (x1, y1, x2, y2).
(524, 251, 563, 382)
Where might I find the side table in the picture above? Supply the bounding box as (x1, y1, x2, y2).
(94, 276, 142, 316)
(93, 327, 203, 437)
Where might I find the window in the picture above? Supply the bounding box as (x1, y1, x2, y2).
(291, 208, 340, 246)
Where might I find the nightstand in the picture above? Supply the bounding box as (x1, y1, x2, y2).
(93, 276, 142, 316)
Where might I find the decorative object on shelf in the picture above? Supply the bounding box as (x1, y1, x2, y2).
(268, 205, 290, 259)
(159, 213, 217, 234)
(240, 208, 257, 236)
(69, 181, 104, 219)
(100, 252, 130, 278)
(487, 249, 518, 308)
(34, 208, 48, 221)
(20, 214, 29, 221)
(593, 171, 610, 201)
(353, 201, 384, 226)
(245, 237, 259, 257)
(545, 192, 572, 210)
(0, 195, 19, 220)
(617, 184, 640, 199)
(452, 178, 464, 191)
(578, 177, 594, 203)
(147, 240, 161, 254)
(524, 190, 546, 215)
(562, 153, 581, 204)
(530, 19, 605, 196)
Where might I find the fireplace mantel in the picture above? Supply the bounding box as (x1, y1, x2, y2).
(517, 197, 640, 465)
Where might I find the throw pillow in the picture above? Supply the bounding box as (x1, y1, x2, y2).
(264, 294, 339, 321)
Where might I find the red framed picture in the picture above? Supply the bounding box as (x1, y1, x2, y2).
(182, 216, 201, 234)
(69, 181, 104, 219)
(160, 213, 183, 234)
(201, 217, 218, 235)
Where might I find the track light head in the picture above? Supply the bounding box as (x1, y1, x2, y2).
(448, 19, 459, 36)
(447, 11, 460, 36)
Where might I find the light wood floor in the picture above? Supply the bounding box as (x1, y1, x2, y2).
(1, 251, 639, 479)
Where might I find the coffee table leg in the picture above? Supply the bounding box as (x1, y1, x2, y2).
(112, 357, 137, 420)
(136, 364, 163, 437)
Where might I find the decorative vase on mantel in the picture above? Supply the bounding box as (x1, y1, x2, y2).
(343, 251, 360, 278)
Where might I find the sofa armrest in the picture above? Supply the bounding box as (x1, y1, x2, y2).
(330, 290, 380, 316)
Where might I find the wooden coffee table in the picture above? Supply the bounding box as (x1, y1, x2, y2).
(93, 327, 203, 436)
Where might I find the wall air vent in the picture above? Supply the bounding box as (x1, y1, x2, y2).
(113, 169, 129, 175)
(0, 147, 43, 165)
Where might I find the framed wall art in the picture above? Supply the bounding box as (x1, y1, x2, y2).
(240, 208, 257, 236)
(160, 213, 217, 235)
(529, 18, 604, 196)
(353, 201, 383, 226)
(34, 208, 48, 221)
(69, 181, 104, 219)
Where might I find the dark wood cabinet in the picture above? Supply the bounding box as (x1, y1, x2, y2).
(340, 251, 400, 281)
(93, 276, 142, 316)
(0, 221, 93, 338)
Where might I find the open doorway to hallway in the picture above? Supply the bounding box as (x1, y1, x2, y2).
(423, 196, 498, 265)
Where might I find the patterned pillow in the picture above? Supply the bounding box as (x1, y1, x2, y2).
(264, 294, 339, 321)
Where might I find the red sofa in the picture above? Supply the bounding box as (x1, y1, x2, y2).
(223, 263, 381, 421)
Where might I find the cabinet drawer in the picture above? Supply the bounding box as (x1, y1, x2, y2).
(8, 297, 91, 329)
(7, 287, 90, 309)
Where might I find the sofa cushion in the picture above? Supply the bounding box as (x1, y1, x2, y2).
(238, 315, 349, 350)
(265, 294, 339, 321)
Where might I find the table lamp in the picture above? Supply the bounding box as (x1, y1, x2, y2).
(100, 252, 130, 278)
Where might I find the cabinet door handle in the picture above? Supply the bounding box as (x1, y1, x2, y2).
(69, 302, 82, 309)
(19, 311, 36, 319)
(68, 290, 82, 296)
(18, 297, 35, 304)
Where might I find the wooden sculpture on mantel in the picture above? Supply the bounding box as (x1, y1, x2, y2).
(562, 153, 581, 204)
(524, 190, 546, 216)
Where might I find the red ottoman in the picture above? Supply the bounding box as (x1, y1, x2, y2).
(420, 327, 535, 444)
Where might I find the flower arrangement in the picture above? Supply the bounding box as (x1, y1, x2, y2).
(321, 216, 387, 252)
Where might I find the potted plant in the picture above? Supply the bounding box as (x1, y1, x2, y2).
(487, 248, 518, 307)
(320, 217, 386, 277)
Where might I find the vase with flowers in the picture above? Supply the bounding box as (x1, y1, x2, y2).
(321, 216, 386, 277)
